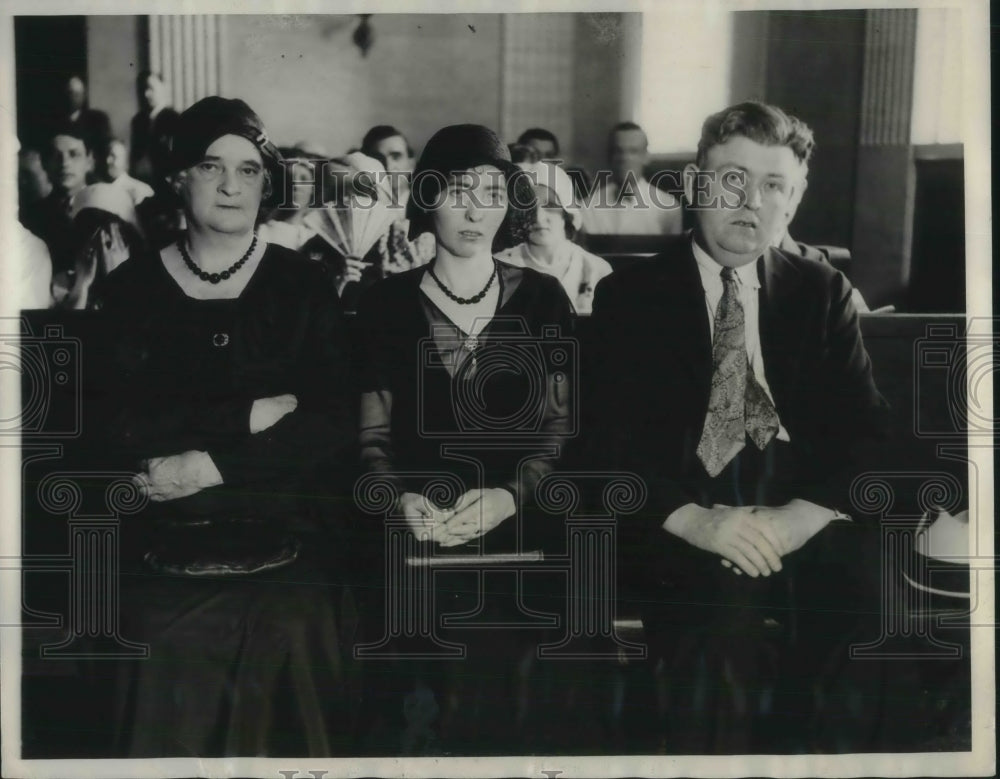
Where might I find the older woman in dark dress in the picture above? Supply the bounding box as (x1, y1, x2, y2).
(102, 97, 356, 757)
(355, 125, 575, 754)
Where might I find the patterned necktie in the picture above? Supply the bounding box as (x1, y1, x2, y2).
(696, 267, 780, 477)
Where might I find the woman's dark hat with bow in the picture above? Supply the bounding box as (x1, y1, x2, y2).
(406, 124, 535, 248)
(170, 96, 283, 180)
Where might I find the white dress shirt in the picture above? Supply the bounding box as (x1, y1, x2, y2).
(109, 172, 154, 207)
(582, 177, 683, 235)
(691, 238, 790, 442)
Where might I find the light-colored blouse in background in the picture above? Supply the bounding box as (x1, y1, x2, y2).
(498, 241, 613, 314)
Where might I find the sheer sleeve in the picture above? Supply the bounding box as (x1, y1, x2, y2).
(356, 282, 406, 500)
(501, 276, 575, 504)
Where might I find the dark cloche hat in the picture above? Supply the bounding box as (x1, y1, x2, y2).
(405, 124, 534, 247)
(170, 96, 282, 178)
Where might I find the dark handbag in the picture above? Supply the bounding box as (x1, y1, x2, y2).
(143, 516, 301, 576)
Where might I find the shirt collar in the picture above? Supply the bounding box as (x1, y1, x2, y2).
(691, 235, 761, 291)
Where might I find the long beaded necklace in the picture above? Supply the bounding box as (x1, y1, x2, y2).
(178, 233, 258, 285)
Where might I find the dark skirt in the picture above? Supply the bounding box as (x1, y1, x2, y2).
(113, 543, 360, 757)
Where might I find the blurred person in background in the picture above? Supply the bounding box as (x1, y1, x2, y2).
(516, 127, 560, 162)
(12, 137, 53, 309)
(106, 137, 154, 207)
(508, 143, 540, 164)
(20, 123, 96, 277)
(582, 121, 682, 235)
(257, 147, 321, 251)
(498, 160, 611, 314)
(51, 183, 145, 310)
(517, 126, 592, 202)
(358, 127, 435, 281)
(64, 74, 112, 179)
(129, 71, 180, 190)
(18, 146, 52, 209)
(361, 124, 415, 194)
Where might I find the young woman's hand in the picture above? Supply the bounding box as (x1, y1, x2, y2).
(397, 491, 454, 541)
(435, 488, 517, 547)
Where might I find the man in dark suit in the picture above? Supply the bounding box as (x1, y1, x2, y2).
(20, 123, 96, 277)
(585, 102, 888, 753)
(129, 71, 180, 190)
(64, 75, 111, 179)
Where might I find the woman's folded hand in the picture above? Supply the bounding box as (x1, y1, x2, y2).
(134, 450, 223, 502)
(250, 394, 298, 434)
(435, 488, 517, 548)
(397, 491, 454, 541)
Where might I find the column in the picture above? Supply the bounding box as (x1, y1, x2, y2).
(147, 14, 224, 109)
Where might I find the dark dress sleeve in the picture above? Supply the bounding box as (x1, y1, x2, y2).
(500, 274, 575, 505)
(206, 262, 355, 488)
(100, 260, 259, 461)
(355, 280, 406, 500)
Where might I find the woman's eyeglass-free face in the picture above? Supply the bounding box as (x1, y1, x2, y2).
(431, 165, 509, 258)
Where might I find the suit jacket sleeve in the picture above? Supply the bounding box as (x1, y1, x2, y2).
(794, 267, 890, 512)
(584, 271, 698, 530)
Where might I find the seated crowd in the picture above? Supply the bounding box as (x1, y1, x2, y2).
(14, 76, 966, 758)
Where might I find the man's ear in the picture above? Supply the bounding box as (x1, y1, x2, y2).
(85, 152, 95, 174)
(682, 162, 699, 207)
(787, 175, 808, 221)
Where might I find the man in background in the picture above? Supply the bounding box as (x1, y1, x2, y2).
(129, 71, 179, 190)
(361, 124, 415, 206)
(517, 126, 593, 201)
(582, 121, 682, 235)
(20, 124, 95, 276)
(106, 138, 154, 207)
(517, 127, 560, 162)
(64, 75, 111, 179)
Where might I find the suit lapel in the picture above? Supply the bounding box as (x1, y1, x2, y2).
(653, 242, 713, 396)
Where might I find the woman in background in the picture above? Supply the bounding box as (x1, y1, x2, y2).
(54, 183, 145, 309)
(256, 146, 325, 251)
(498, 160, 612, 314)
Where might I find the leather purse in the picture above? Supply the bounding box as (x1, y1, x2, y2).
(143, 516, 301, 576)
